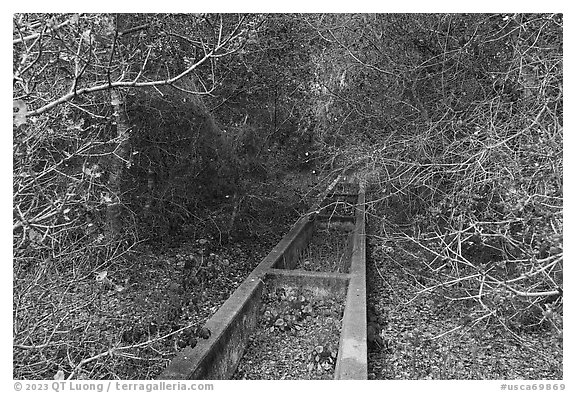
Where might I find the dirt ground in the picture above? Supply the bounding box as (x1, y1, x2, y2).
(365, 195, 563, 380)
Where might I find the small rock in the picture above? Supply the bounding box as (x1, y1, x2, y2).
(197, 327, 211, 339)
(177, 337, 188, 348)
(122, 327, 143, 343)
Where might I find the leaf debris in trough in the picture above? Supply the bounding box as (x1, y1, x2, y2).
(294, 228, 351, 273)
(233, 284, 344, 380)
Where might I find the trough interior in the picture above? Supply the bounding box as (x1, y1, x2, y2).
(274, 221, 354, 273)
(160, 180, 365, 380)
(320, 199, 357, 216)
(232, 278, 347, 380)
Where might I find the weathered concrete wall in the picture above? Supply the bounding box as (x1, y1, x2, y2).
(334, 180, 367, 379)
(267, 268, 349, 297)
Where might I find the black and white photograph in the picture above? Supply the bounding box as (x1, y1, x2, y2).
(12, 11, 563, 384)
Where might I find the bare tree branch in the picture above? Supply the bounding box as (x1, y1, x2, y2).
(13, 18, 72, 45)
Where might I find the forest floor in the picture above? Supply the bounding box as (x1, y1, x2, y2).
(365, 194, 563, 380)
(13, 171, 327, 380)
(14, 216, 287, 380)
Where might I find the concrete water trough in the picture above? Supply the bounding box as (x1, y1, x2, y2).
(159, 177, 367, 380)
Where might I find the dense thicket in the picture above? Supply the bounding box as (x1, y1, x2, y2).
(14, 14, 314, 254)
(14, 13, 562, 353)
(309, 13, 563, 332)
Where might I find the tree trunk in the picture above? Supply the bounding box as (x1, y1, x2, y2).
(106, 88, 131, 238)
